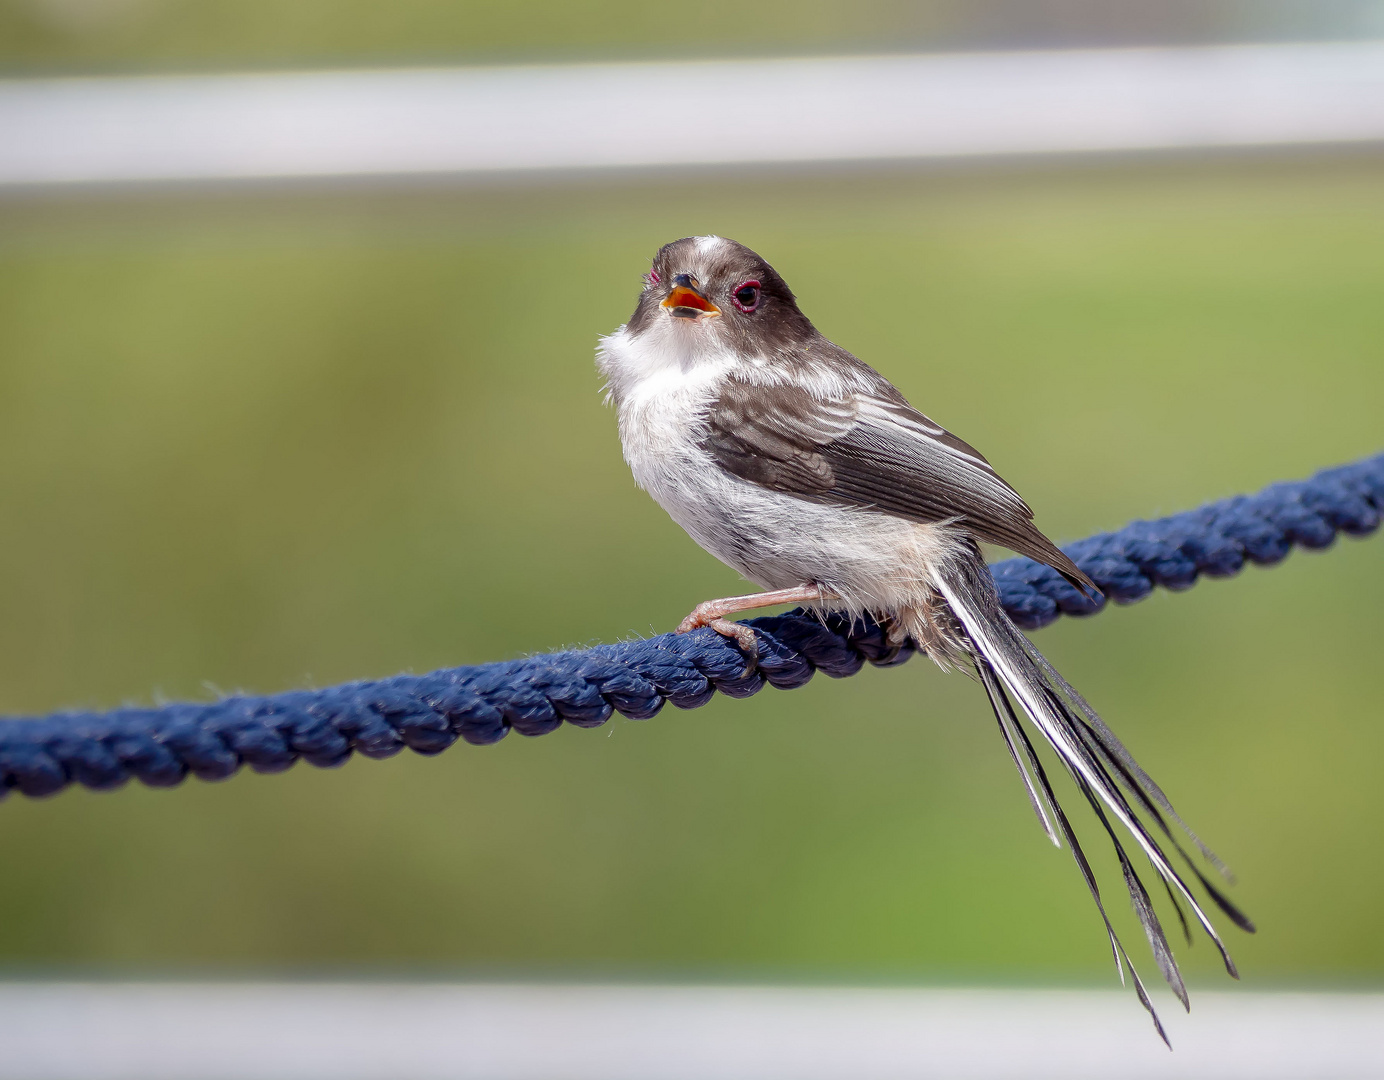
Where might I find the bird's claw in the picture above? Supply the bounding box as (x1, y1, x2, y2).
(676, 608, 760, 668)
(709, 618, 759, 661)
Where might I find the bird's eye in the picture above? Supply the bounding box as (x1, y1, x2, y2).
(732, 280, 761, 313)
(647, 270, 661, 286)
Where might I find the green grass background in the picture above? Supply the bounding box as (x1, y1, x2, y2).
(2, 0, 1370, 73)
(0, 156, 1380, 990)
(6, 0, 937, 70)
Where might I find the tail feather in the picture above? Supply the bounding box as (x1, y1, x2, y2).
(976, 658, 1060, 847)
(996, 682, 1171, 1048)
(936, 552, 1253, 1042)
(1017, 633, 1236, 885)
(1042, 683, 1257, 957)
(1186, 864, 1258, 935)
(1027, 680, 1245, 979)
(1022, 673, 1257, 939)
(1156, 866, 1194, 945)
(1061, 699, 1257, 935)
(979, 656, 1121, 975)
(1072, 766, 1190, 1010)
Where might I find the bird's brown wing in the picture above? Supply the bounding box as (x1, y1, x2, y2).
(702, 373, 1095, 593)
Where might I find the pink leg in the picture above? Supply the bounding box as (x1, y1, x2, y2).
(676, 585, 839, 657)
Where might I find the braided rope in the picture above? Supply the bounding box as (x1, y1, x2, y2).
(1, 453, 1380, 801)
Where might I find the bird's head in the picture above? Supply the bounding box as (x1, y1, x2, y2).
(625, 236, 815, 354)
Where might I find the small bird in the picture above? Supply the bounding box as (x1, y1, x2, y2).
(597, 235, 1254, 1042)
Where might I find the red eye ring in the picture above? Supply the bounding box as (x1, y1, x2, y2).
(732, 279, 761, 313)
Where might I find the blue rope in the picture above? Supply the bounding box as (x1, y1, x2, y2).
(1, 453, 1380, 801)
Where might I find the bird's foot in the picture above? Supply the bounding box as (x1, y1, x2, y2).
(676, 604, 760, 660)
(675, 586, 839, 668)
(884, 617, 910, 649)
(869, 616, 909, 665)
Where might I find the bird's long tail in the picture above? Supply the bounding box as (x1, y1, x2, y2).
(932, 551, 1255, 1047)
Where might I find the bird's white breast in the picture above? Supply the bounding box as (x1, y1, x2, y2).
(596, 324, 743, 558)
(595, 324, 961, 609)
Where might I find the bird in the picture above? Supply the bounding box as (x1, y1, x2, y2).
(596, 235, 1254, 1044)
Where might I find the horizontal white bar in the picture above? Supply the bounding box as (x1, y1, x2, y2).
(3, 42, 1384, 187)
(0, 983, 1380, 1079)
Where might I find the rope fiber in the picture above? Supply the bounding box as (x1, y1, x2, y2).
(2, 453, 1380, 801)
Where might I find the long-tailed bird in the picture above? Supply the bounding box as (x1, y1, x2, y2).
(596, 235, 1254, 1043)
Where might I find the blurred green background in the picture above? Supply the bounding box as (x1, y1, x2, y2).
(1, 0, 1383, 1000)
(0, 155, 1380, 989)
(4, 0, 1384, 72)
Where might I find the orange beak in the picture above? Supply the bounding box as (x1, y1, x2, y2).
(661, 284, 721, 319)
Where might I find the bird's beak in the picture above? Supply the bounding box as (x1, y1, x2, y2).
(662, 281, 721, 320)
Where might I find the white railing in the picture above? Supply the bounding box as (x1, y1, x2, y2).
(3, 41, 1384, 187)
(0, 982, 1380, 1079)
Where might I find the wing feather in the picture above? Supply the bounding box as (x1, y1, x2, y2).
(702, 372, 1095, 592)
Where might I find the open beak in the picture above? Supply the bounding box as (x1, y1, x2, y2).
(661, 278, 721, 320)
